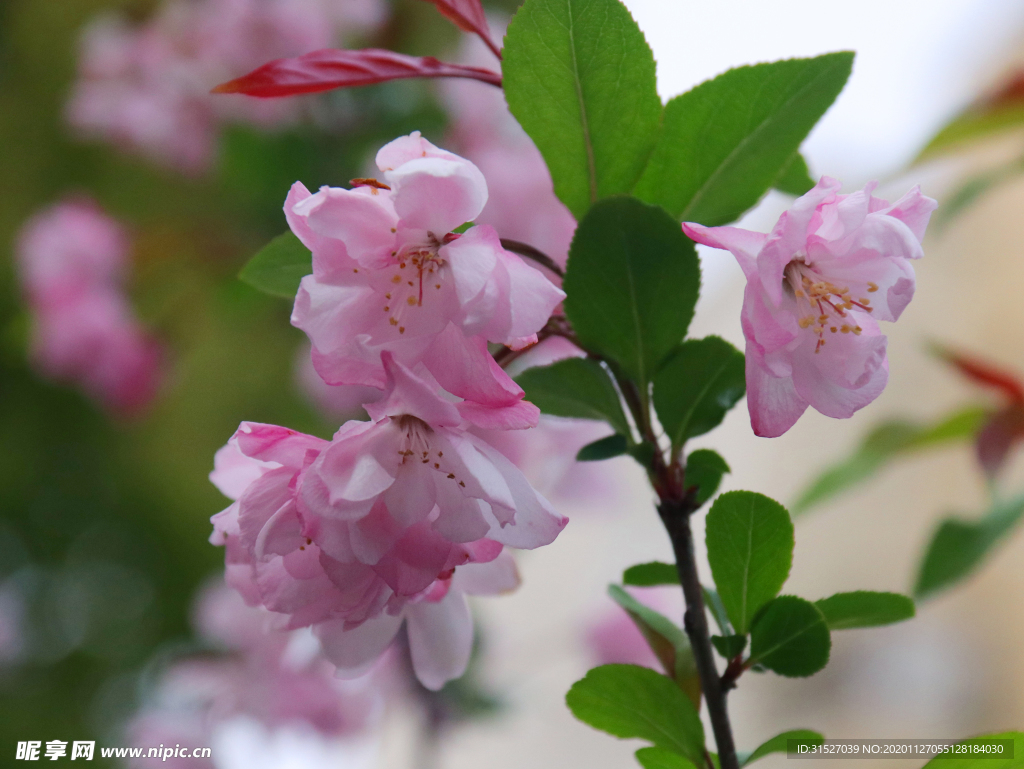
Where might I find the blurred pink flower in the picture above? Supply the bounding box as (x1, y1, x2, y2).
(127, 583, 383, 768)
(15, 200, 162, 415)
(67, 0, 385, 173)
(211, 354, 566, 688)
(289, 132, 564, 428)
(684, 177, 937, 437)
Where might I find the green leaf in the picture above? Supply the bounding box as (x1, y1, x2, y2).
(792, 406, 987, 515)
(563, 197, 701, 387)
(623, 562, 679, 587)
(743, 730, 824, 766)
(915, 492, 1024, 599)
(932, 160, 1024, 230)
(705, 491, 794, 634)
(653, 337, 745, 451)
(710, 634, 746, 659)
(566, 664, 705, 766)
(686, 449, 730, 506)
(577, 433, 628, 461)
(238, 231, 312, 299)
(815, 591, 915, 630)
(748, 596, 831, 677)
(916, 95, 1024, 162)
(702, 586, 734, 636)
(516, 357, 631, 437)
(636, 747, 698, 769)
(607, 585, 699, 707)
(772, 152, 815, 196)
(502, 0, 663, 220)
(634, 52, 853, 225)
(920, 732, 1024, 769)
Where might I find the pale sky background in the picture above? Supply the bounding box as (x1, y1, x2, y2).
(624, 0, 1024, 184)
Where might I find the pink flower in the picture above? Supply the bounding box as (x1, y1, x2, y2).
(210, 354, 566, 688)
(684, 178, 937, 437)
(15, 200, 162, 415)
(288, 132, 565, 427)
(15, 199, 127, 299)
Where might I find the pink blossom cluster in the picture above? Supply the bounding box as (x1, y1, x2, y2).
(127, 584, 384, 768)
(15, 199, 162, 415)
(685, 178, 937, 437)
(212, 134, 568, 689)
(67, 0, 386, 174)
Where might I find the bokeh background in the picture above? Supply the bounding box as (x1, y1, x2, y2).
(3, 0, 1024, 767)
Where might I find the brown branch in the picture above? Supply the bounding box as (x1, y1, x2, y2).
(500, 238, 565, 278)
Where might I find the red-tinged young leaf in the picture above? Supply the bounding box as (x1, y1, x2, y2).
(976, 403, 1024, 477)
(212, 48, 502, 98)
(933, 344, 1024, 403)
(419, 0, 501, 60)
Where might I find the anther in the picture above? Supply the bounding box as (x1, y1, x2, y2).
(392, 275, 401, 283)
(399, 326, 405, 334)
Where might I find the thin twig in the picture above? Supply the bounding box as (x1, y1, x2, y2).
(659, 496, 740, 769)
(500, 238, 565, 278)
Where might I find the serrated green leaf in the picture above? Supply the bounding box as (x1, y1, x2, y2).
(516, 357, 630, 437)
(238, 231, 311, 299)
(654, 337, 745, 451)
(773, 152, 815, 196)
(815, 591, 915, 630)
(710, 634, 746, 659)
(563, 197, 701, 388)
(566, 664, 705, 766)
(743, 730, 824, 766)
(634, 52, 853, 225)
(577, 433, 628, 461)
(607, 585, 699, 707)
(915, 492, 1024, 599)
(748, 596, 830, 677)
(706, 491, 794, 634)
(703, 586, 733, 637)
(636, 747, 698, 769)
(686, 449, 730, 506)
(793, 406, 987, 515)
(623, 562, 679, 587)
(919, 732, 1024, 769)
(502, 0, 662, 220)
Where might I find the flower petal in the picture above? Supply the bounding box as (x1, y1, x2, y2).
(451, 550, 520, 595)
(406, 590, 473, 690)
(745, 349, 808, 438)
(315, 612, 404, 678)
(682, 222, 766, 279)
(293, 185, 399, 269)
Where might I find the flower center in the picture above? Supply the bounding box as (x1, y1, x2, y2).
(784, 259, 876, 353)
(379, 236, 448, 335)
(394, 415, 466, 489)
